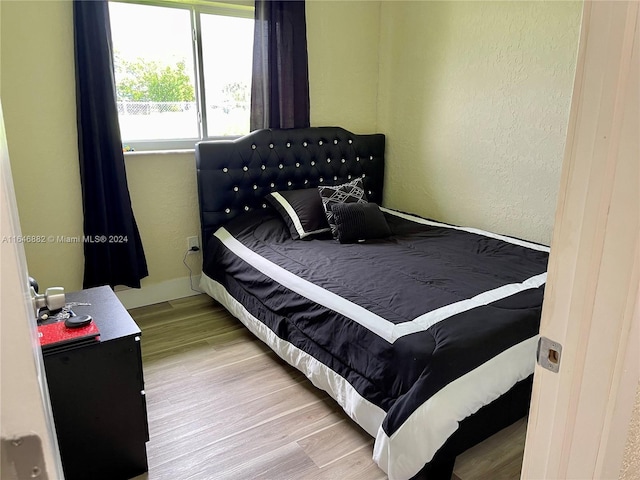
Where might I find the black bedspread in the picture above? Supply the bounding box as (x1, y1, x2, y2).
(202, 208, 548, 479)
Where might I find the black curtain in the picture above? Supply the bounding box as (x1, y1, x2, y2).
(250, 0, 310, 130)
(73, 0, 148, 289)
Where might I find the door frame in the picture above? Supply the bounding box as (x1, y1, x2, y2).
(521, 1, 639, 478)
(0, 101, 63, 478)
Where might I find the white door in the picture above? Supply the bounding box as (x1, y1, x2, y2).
(521, 1, 639, 479)
(0, 101, 64, 478)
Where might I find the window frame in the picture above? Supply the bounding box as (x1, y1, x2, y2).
(109, 0, 255, 151)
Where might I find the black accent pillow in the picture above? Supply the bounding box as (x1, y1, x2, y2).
(331, 202, 391, 244)
(318, 178, 368, 238)
(266, 189, 330, 239)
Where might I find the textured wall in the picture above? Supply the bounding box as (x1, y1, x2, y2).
(124, 152, 202, 282)
(620, 383, 640, 479)
(1, 0, 84, 291)
(306, 1, 380, 133)
(377, 1, 582, 245)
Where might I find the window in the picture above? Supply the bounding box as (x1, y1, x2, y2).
(108, 1, 254, 150)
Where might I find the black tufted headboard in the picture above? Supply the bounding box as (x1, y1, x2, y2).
(196, 127, 385, 245)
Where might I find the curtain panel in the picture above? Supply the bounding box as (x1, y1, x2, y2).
(250, 0, 310, 130)
(73, 0, 148, 289)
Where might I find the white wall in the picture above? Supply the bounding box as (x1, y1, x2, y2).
(307, 1, 381, 133)
(377, 1, 582, 245)
(1, 0, 84, 292)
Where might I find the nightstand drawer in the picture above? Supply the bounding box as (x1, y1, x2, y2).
(43, 287, 148, 480)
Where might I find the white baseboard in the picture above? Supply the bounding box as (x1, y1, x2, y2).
(115, 275, 202, 310)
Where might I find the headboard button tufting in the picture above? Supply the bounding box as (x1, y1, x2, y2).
(195, 127, 385, 243)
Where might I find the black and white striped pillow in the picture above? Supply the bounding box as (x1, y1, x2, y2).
(266, 189, 330, 239)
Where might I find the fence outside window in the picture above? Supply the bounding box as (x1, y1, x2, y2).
(116, 101, 250, 141)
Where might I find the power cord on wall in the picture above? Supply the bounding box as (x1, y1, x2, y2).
(183, 246, 203, 293)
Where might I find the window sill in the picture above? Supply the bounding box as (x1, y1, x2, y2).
(124, 149, 195, 157)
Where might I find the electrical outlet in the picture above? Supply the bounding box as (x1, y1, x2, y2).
(187, 236, 200, 253)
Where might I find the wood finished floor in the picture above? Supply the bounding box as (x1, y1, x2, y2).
(129, 294, 526, 480)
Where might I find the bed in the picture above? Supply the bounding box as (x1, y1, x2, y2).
(195, 127, 549, 479)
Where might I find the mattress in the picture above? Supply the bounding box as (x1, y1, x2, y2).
(200, 207, 549, 479)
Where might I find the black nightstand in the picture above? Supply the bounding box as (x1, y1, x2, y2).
(42, 286, 149, 480)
